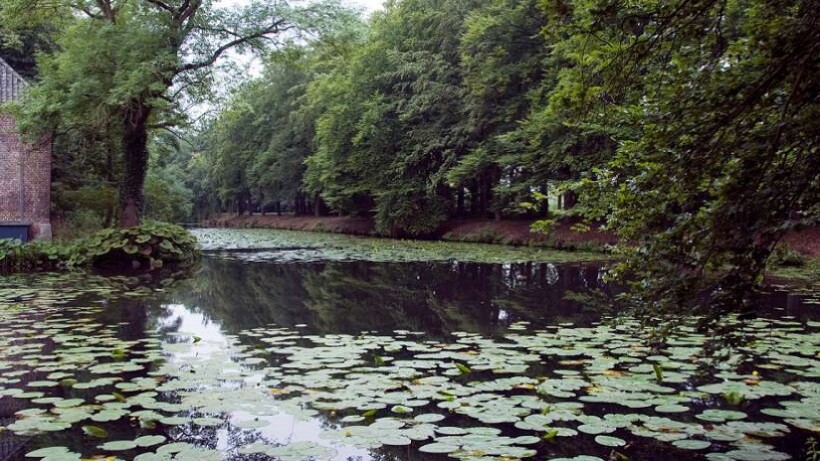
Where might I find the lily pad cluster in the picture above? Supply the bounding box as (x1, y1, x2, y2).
(192, 228, 603, 264)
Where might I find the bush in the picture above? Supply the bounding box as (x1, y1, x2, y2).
(0, 239, 75, 273)
(1, 222, 199, 275)
(58, 185, 118, 217)
(71, 221, 199, 271)
(58, 209, 107, 240)
(530, 218, 556, 236)
(769, 246, 805, 267)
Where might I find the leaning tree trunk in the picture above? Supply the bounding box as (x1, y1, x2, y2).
(119, 103, 152, 227)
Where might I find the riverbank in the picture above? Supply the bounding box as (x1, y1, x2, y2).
(202, 214, 617, 252)
(203, 214, 818, 282)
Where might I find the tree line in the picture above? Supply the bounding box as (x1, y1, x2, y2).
(194, 0, 819, 314)
(2, 0, 817, 316)
(199, 0, 570, 235)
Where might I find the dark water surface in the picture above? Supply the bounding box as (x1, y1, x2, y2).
(0, 249, 817, 461)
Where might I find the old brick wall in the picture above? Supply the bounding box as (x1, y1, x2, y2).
(0, 113, 52, 239)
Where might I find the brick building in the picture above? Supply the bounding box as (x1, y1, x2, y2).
(0, 57, 51, 240)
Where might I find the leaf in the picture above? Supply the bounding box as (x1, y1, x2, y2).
(455, 362, 471, 375)
(81, 425, 108, 439)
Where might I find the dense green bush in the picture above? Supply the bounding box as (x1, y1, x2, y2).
(769, 246, 806, 268)
(58, 209, 107, 240)
(144, 166, 194, 223)
(57, 185, 117, 218)
(0, 239, 73, 273)
(71, 221, 199, 271)
(0, 222, 199, 274)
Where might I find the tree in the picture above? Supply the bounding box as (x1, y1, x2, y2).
(455, 0, 552, 218)
(304, 0, 482, 235)
(4, 0, 345, 226)
(551, 0, 820, 318)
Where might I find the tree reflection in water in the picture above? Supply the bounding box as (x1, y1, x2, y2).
(168, 258, 610, 337)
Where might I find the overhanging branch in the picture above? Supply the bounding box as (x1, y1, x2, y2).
(175, 19, 291, 74)
(144, 0, 174, 13)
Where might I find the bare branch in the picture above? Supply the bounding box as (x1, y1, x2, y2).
(94, 0, 115, 21)
(176, 19, 291, 74)
(178, 0, 200, 22)
(144, 0, 174, 13)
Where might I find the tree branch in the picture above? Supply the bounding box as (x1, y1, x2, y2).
(95, 0, 115, 21)
(175, 19, 291, 74)
(178, 0, 200, 22)
(144, 0, 174, 13)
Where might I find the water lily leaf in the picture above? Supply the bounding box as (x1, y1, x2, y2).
(135, 435, 166, 447)
(456, 363, 471, 375)
(419, 443, 460, 454)
(99, 440, 137, 451)
(577, 424, 616, 435)
(413, 413, 445, 423)
(25, 447, 70, 458)
(81, 425, 108, 438)
(594, 435, 626, 447)
(672, 439, 711, 450)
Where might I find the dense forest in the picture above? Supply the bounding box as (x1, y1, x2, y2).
(1, 0, 818, 314)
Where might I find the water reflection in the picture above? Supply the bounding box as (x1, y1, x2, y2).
(169, 259, 610, 337)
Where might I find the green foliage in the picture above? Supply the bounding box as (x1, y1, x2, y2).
(0, 239, 73, 273)
(144, 165, 194, 223)
(551, 0, 820, 319)
(0, 223, 199, 274)
(769, 246, 806, 268)
(59, 209, 107, 241)
(3, 0, 356, 226)
(6, 0, 815, 319)
(530, 219, 556, 236)
(58, 186, 118, 218)
(54, 185, 115, 240)
(71, 222, 199, 271)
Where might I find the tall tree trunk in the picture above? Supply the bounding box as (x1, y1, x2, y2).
(119, 103, 151, 227)
(469, 184, 478, 216)
(313, 194, 322, 217)
(539, 184, 549, 218)
(563, 190, 576, 209)
(456, 188, 464, 218)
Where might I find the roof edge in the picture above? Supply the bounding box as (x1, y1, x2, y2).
(0, 57, 27, 85)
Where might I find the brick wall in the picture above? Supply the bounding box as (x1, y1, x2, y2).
(0, 114, 52, 239)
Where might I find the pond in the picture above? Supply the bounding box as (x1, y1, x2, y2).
(0, 229, 817, 461)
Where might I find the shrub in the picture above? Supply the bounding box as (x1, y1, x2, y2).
(769, 246, 805, 267)
(0, 239, 73, 273)
(58, 209, 107, 240)
(1, 222, 199, 275)
(530, 218, 556, 236)
(71, 221, 200, 271)
(58, 185, 118, 217)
